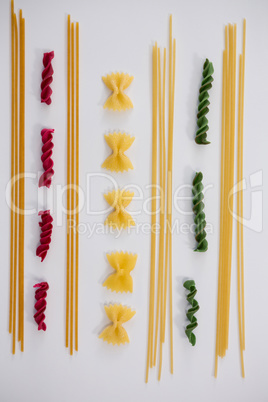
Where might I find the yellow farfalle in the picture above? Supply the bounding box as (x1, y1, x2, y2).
(104, 189, 135, 229)
(103, 251, 137, 293)
(102, 132, 135, 173)
(99, 304, 136, 345)
(102, 72, 134, 111)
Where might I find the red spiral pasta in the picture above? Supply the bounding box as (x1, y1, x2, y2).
(39, 128, 54, 188)
(33, 282, 49, 331)
(36, 210, 53, 262)
(41, 51, 54, 105)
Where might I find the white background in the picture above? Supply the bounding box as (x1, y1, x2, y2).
(0, 0, 267, 401)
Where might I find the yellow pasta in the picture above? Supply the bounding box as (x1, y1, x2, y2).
(102, 132, 134, 172)
(215, 20, 246, 378)
(66, 14, 79, 355)
(99, 304, 136, 345)
(10, 2, 25, 354)
(102, 72, 133, 111)
(103, 251, 137, 293)
(104, 189, 135, 229)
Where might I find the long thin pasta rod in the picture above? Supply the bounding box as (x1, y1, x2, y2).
(222, 24, 232, 355)
(226, 23, 236, 352)
(18, 11, 25, 351)
(218, 25, 229, 359)
(12, 12, 18, 355)
(9, 0, 15, 334)
(18, 9, 22, 343)
(162, 14, 174, 345)
(218, 49, 227, 362)
(222, 24, 233, 354)
(214, 48, 227, 377)
(158, 47, 166, 382)
(221, 24, 231, 356)
(160, 47, 167, 343)
(66, 14, 71, 349)
(150, 42, 158, 369)
(222, 25, 230, 357)
(237, 52, 242, 355)
(237, 53, 245, 378)
(169, 37, 176, 375)
(75, 21, 79, 352)
(241, 18, 246, 351)
(145, 42, 157, 383)
(153, 46, 162, 367)
(70, 22, 75, 356)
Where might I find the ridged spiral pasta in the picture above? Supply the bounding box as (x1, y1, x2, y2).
(41, 51, 54, 105)
(195, 58, 214, 145)
(102, 72, 134, 111)
(36, 210, 53, 262)
(192, 172, 208, 252)
(183, 280, 199, 346)
(33, 282, 49, 331)
(39, 128, 54, 188)
(103, 251, 137, 293)
(104, 189, 135, 229)
(99, 304, 136, 345)
(102, 132, 135, 173)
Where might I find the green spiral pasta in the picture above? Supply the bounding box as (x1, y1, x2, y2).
(195, 58, 214, 145)
(183, 280, 199, 346)
(192, 172, 208, 252)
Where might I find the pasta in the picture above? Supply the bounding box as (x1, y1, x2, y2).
(36, 210, 53, 262)
(102, 72, 133, 111)
(195, 59, 214, 145)
(33, 282, 49, 331)
(39, 128, 54, 188)
(10, 3, 25, 353)
(183, 280, 199, 346)
(102, 132, 134, 173)
(18, 9, 25, 351)
(236, 19, 246, 378)
(215, 22, 247, 378)
(99, 304, 136, 345)
(103, 251, 137, 293)
(104, 189, 135, 229)
(41, 51, 54, 105)
(192, 172, 208, 252)
(146, 15, 176, 382)
(66, 16, 79, 355)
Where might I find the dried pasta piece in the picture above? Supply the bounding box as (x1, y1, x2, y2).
(41, 51, 54, 105)
(99, 304, 136, 345)
(183, 280, 199, 346)
(36, 210, 53, 262)
(104, 189, 135, 229)
(103, 251, 137, 293)
(102, 72, 133, 111)
(192, 172, 208, 252)
(195, 58, 214, 144)
(39, 128, 54, 188)
(33, 282, 49, 331)
(102, 132, 135, 173)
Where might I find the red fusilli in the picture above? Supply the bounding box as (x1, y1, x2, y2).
(36, 210, 53, 262)
(41, 51, 54, 105)
(39, 128, 54, 188)
(33, 282, 49, 331)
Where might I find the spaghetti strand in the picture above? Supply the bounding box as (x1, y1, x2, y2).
(75, 21, 79, 352)
(66, 14, 71, 349)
